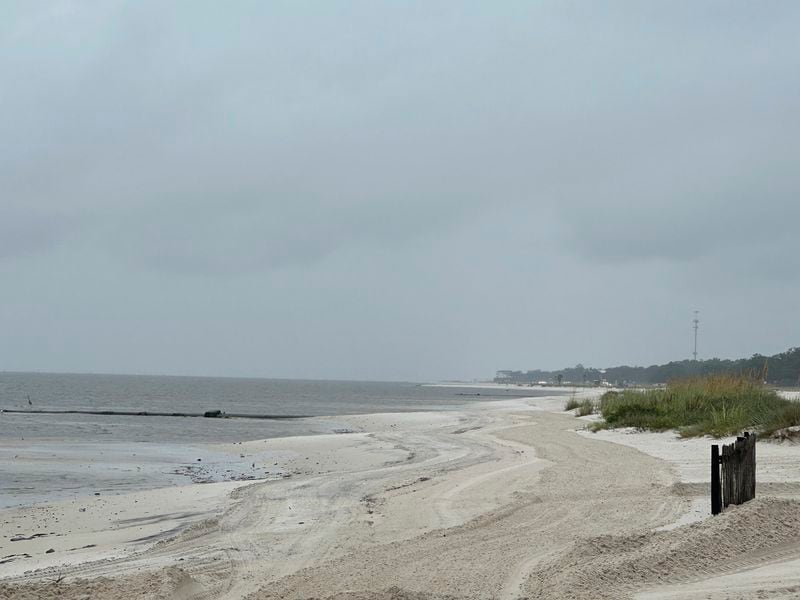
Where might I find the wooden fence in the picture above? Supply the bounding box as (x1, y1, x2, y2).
(711, 432, 756, 515)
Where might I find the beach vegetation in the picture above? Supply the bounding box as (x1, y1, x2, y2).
(565, 396, 595, 416)
(575, 399, 595, 417)
(592, 373, 800, 437)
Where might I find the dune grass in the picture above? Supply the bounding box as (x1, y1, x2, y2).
(593, 374, 800, 438)
(565, 396, 595, 416)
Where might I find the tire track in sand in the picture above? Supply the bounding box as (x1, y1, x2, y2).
(248, 411, 688, 599)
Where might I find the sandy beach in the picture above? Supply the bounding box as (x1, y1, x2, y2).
(2, 389, 800, 599)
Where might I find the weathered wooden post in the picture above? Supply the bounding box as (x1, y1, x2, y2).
(736, 436, 746, 505)
(722, 443, 732, 508)
(711, 444, 721, 515)
(743, 432, 756, 502)
(750, 433, 757, 501)
(716, 432, 757, 512)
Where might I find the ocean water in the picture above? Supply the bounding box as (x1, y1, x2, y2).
(0, 373, 560, 507)
(0, 373, 556, 443)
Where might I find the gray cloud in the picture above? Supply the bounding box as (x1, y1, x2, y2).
(0, 207, 76, 259)
(1, 2, 799, 379)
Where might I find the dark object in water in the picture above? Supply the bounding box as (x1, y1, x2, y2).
(1, 408, 308, 420)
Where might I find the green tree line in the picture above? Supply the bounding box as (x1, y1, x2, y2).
(495, 347, 800, 386)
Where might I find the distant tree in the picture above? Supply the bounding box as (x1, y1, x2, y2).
(493, 347, 800, 386)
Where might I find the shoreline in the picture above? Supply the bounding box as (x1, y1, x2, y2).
(0, 389, 570, 511)
(2, 391, 800, 599)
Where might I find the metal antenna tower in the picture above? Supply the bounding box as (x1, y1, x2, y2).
(692, 310, 700, 361)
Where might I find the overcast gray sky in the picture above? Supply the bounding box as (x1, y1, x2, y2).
(2, 1, 799, 381)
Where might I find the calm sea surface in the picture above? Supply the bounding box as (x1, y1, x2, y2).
(0, 373, 558, 443)
(0, 374, 562, 507)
